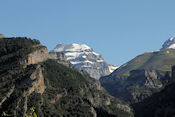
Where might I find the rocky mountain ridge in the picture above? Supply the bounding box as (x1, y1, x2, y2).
(51, 43, 118, 79)
(161, 36, 175, 50)
(100, 37, 175, 103)
(132, 66, 175, 117)
(0, 37, 133, 117)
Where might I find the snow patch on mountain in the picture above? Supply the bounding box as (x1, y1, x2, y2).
(54, 43, 91, 52)
(161, 37, 175, 50)
(52, 43, 118, 79)
(108, 65, 119, 73)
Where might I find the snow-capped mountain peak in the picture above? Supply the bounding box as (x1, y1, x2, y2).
(161, 36, 175, 50)
(52, 43, 118, 79)
(108, 64, 119, 73)
(52, 43, 99, 61)
(53, 43, 92, 52)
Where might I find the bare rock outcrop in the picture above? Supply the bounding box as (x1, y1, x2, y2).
(22, 45, 49, 66)
(0, 34, 5, 39)
(49, 52, 72, 67)
(28, 65, 45, 94)
(0, 86, 15, 106)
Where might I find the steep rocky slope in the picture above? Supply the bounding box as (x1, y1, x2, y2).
(51, 43, 118, 79)
(0, 37, 133, 117)
(100, 38, 175, 103)
(132, 66, 175, 117)
(49, 51, 72, 67)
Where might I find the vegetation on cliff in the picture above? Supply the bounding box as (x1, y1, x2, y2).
(132, 82, 175, 117)
(0, 37, 133, 117)
(100, 50, 175, 103)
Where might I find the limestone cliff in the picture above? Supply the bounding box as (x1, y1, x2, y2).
(0, 37, 133, 117)
(22, 45, 49, 65)
(0, 39, 48, 116)
(28, 65, 45, 94)
(0, 64, 46, 116)
(101, 69, 172, 103)
(49, 52, 72, 67)
(133, 66, 175, 117)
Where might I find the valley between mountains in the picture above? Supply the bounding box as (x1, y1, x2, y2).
(0, 36, 175, 117)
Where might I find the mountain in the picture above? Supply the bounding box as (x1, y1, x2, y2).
(108, 64, 119, 73)
(133, 83, 175, 117)
(100, 37, 175, 103)
(49, 51, 72, 68)
(132, 66, 175, 117)
(0, 34, 4, 39)
(161, 36, 175, 50)
(51, 43, 118, 79)
(0, 37, 133, 117)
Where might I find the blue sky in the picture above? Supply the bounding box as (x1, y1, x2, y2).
(0, 0, 175, 65)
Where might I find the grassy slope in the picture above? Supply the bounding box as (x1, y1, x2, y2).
(114, 49, 175, 76)
(100, 49, 175, 104)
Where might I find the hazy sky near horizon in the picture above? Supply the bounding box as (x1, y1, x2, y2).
(0, 0, 175, 65)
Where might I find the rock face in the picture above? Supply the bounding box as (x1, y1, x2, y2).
(132, 66, 175, 117)
(0, 61, 47, 116)
(0, 37, 133, 117)
(0, 34, 5, 39)
(0, 40, 48, 116)
(101, 69, 171, 103)
(51, 43, 118, 79)
(49, 52, 66, 61)
(29, 65, 45, 94)
(100, 38, 175, 103)
(0, 86, 15, 106)
(23, 45, 49, 65)
(49, 52, 72, 67)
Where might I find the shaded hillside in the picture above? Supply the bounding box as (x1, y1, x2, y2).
(0, 37, 133, 117)
(132, 82, 175, 117)
(100, 49, 175, 103)
(0, 37, 41, 72)
(39, 60, 132, 117)
(132, 66, 175, 117)
(113, 49, 175, 76)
